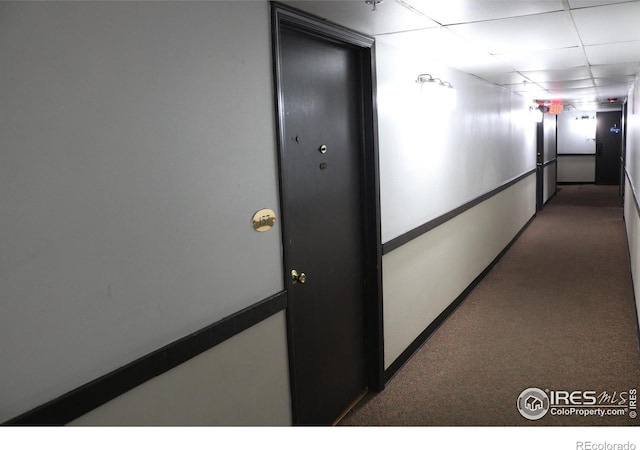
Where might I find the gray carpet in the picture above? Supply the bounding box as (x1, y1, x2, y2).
(340, 185, 640, 426)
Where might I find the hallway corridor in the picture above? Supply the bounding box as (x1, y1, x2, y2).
(341, 185, 640, 426)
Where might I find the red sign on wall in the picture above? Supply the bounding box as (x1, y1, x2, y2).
(548, 103, 563, 115)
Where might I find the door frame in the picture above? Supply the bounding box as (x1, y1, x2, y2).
(536, 119, 544, 211)
(270, 2, 385, 423)
(621, 102, 628, 198)
(595, 110, 623, 185)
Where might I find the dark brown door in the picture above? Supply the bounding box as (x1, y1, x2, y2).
(277, 24, 368, 425)
(596, 111, 622, 185)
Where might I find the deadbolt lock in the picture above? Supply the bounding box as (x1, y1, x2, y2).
(319, 144, 327, 154)
(291, 269, 307, 285)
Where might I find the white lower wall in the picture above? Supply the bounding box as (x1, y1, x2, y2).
(557, 155, 596, 183)
(69, 311, 292, 426)
(624, 179, 640, 333)
(382, 173, 536, 368)
(624, 75, 640, 333)
(544, 162, 557, 204)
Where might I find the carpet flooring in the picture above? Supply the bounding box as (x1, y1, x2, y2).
(340, 185, 640, 426)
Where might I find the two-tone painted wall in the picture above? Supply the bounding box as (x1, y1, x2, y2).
(1, 1, 538, 424)
(623, 73, 640, 335)
(0, 1, 291, 425)
(557, 110, 597, 183)
(375, 39, 536, 371)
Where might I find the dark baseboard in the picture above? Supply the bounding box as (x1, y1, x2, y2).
(557, 182, 596, 185)
(4, 291, 288, 426)
(384, 213, 537, 384)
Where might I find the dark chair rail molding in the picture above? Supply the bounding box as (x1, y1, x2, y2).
(382, 168, 537, 255)
(4, 291, 287, 426)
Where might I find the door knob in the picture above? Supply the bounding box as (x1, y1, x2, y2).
(291, 269, 307, 285)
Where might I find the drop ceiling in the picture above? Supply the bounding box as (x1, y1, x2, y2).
(283, 0, 640, 111)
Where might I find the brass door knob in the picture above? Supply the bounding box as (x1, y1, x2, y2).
(291, 269, 307, 285)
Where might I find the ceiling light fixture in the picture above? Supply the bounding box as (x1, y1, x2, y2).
(365, 0, 383, 11)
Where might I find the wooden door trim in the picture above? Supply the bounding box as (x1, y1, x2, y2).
(270, 2, 384, 424)
(595, 111, 623, 185)
(536, 120, 544, 211)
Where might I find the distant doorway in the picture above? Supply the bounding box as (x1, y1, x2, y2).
(595, 111, 622, 185)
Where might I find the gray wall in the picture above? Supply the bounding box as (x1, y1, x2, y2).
(374, 40, 536, 368)
(558, 110, 596, 155)
(557, 110, 596, 183)
(376, 40, 536, 243)
(0, 1, 290, 424)
(543, 114, 558, 163)
(542, 114, 557, 203)
(1, 1, 540, 424)
(624, 74, 640, 334)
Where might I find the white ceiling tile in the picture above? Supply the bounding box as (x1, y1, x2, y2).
(597, 85, 633, 97)
(285, 0, 640, 106)
(403, 0, 564, 25)
(538, 79, 596, 90)
(504, 81, 547, 92)
(585, 41, 640, 65)
(594, 75, 636, 86)
(376, 27, 512, 73)
(546, 87, 601, 97)
(282, 0, 439, 35)
(590, 62, 640, 77)
(571, 2, 640, 46)
(474, 71, 531, 85)
(375, 27, 441, 49)
(448, 11, 579, 54)
(520, 67, 592, 82)
(565, 102, 601, 111)
(540, 96, 600, 107)
(569, 0, 636, 8)
(512, 89, 551, 102)
(376, 27, 462, 53)
(497, 47, 588, 71)
(437, 51, 514, 74)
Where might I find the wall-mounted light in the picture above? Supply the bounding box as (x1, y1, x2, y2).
(529, 105, 543, 123)
(416, 73, 456, 111)
(416, 73, 437, 85)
